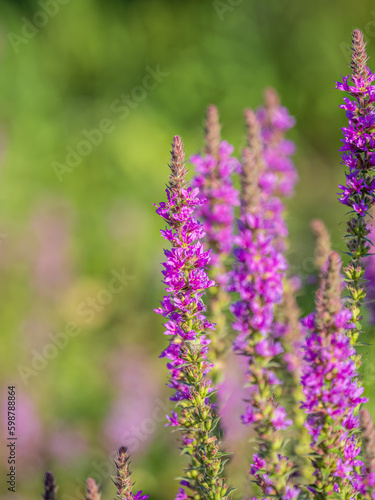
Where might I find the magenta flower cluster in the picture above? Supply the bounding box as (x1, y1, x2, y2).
(337, 71, 375, 216)
(228, 109, 293, 437)
(191, 140, 241, 286)
(155, 136, 230, 500)
(257, 91, 297, 248)
(301, 269, 367, 494)
(256, 92, 303, 380)
(226, 112, 298, 498)
(365, 219, 375, 324)
(155, 183, 214, 404)
(38, 26, 375, 500)
(229, 211, 287, 354)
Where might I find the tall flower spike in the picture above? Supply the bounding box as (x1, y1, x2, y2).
(253, 91, 309, 480)
(242, 109, 262, 213)
(258, 87, 297, 204)
(273, 278, 310, 482)
(364, 207, 375, 323)
(113, 446, 148, 500)
(228, 111, 298, 499)
(204, 105, 221, 158)
(86, 478, 101, 500)
(360, 409, 375, 496)
(191, 107, 240, 384)
(155, 136, 231, 500)
(351, 29, 369, 81)
(168, 135, 188, 194)
(240, 146, 260, 214)
(301, 252, 368, 498)
(311, 219, 331, 271)
(256, 88, 297, 247)
(42, 472, 57, 500)
(244, 108, 263, 165)
(337, 29, 375, 362)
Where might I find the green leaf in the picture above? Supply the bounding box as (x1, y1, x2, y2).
(210, 417, 221, 432)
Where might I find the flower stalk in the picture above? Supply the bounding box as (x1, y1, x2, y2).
(155, 136, 231, 500)
(337, 29, 375, 365)
(301, 252, 367, 498)
(191, 106, 241, 384)
(42, 472, 57, 500)
(229, 111, 297, 499)
(113, 446, 148, 500)
(86, 478, 101, 500)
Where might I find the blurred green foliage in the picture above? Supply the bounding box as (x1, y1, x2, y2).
(0, 0, 375, 498)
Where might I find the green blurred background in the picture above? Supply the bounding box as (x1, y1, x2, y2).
(1, 0, 375, 498)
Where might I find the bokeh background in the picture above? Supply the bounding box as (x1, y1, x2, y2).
(1, 0, 375, 498)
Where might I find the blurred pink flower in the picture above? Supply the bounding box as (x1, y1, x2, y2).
(48, 424, 89, 465)
(218, 353, 250, 443)
(29, 201, 73, 298)
(103, 346, 163, 456)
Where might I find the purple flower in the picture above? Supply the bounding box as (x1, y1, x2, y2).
(337, 31, 375, 351)
(191, 107, 240, 271)
(281, 485, 301, 500)
(300, 252, 368, 496)
(190, 106, 241, 390)
(364, 210, 375, 324)
(271, 407, 292, 431)
(175, 488, 188, 500)
(228, 109, 296, 497)
(113, 447, 148, 500)
(250, 454, 266, 475)
(190, 107, 240, 387)
(165, 411, 179, 427)
(353, 200, 368, 215)
(155, 136, 230, 500)
(133, 492, 149, 500)
(337, 43, 375, 217)
(191, 141, 240, 275)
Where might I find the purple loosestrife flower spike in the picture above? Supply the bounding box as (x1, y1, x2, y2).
(258, 87, 297, 204)
(113, 447, 148, 500)
(229, 111, 297, 498)
(273, 279, 311, 482)
(240, 146, 259, 213)
(244, 108, 263, 159)
(337, 29, 375, 360)
(191, 106, 241, 384)
(360, 409, 375, 496)
(301, 252, 368, 498)
(351, 30, 369, 81)
(364, 208, 375, 324)
(242, 109, 262, 212)
(311, 219, 331, 272)
(256, 88, 297, 251)
(255, 90, 301, 389)
(205, 105, 221, 158)
(255, 92, 303, 413)
(86, 478, 101, 500)
(155, 136, 231, 500)
(42, 472, 57, 500)
(253, 91, 309, 480)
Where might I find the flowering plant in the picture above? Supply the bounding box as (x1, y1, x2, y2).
(39, 28, 375, 500)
